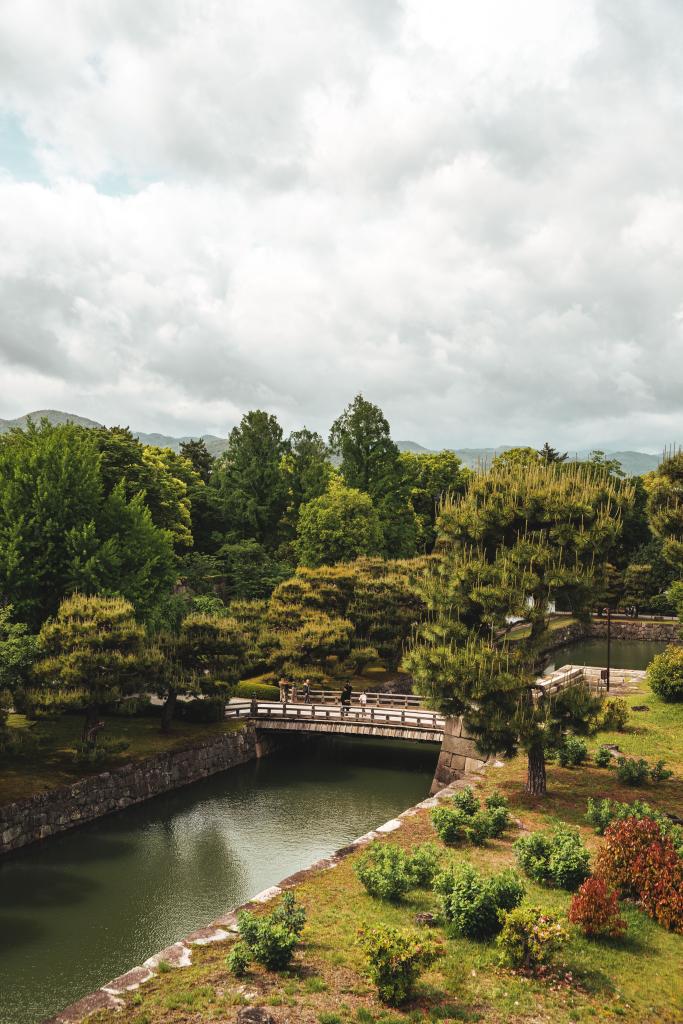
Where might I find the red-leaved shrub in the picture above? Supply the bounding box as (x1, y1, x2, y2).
(634, 838, 683, 933)
(595, 817, 663, 896)
(595, 816, 683, 933)
(568, 877, 627, 938)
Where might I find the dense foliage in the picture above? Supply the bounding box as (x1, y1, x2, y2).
(647, 645, 683, 702)
(514, 825, 590, 890)
(357, 924, 442, 1006)
(434, 862, 525, 939)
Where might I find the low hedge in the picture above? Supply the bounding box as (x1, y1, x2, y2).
(234, 681, 280, 701)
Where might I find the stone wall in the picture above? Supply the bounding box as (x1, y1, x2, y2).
(586, 619, 681, 643)
(430, 716, 492, 794)
(0, 724, 280, 856)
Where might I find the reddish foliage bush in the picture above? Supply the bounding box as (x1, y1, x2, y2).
(634, 838, 683, 933)
(595, 816, 683, 933)
(595, 816, 663, 895)
(568, 877, 627, 938)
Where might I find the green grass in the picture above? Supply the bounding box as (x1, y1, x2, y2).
(75, 679, 683, 1024)
(0, 714, 244, 806)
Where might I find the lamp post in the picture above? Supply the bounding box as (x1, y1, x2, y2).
(606, 604, 611, 692)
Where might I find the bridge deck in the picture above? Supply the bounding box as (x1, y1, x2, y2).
(226, 699, 444, 742)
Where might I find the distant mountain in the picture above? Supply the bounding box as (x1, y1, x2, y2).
(0, 411, 664, 475)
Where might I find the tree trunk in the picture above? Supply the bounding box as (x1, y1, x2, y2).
(526, 741, 547, 796)
(82, 703, 102, 745)
(161, 689, 178, 734)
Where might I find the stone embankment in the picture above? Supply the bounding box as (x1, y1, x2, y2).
(0, 724, 280, 856)
(544, 617, 681, 652)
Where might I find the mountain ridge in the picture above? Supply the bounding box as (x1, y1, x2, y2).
(0, 410, 664, 475)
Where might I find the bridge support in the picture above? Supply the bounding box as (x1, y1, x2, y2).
(430, 717, 492, 794)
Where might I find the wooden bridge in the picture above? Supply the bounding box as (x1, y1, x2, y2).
(225, 694, 445, 744)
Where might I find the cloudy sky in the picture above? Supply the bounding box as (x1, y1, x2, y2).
(1, 0, 682, 450)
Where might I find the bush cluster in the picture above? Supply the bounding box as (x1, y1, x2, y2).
(647, 645, 683, 702)
(357, 925, 442, 1006)
(586, 797, 683, 853)
(568, 877, 627, 938)
(594, 746, 613, 768)
(595, 817, 683, 932)
(514, 825, 590, 891)
(614, 755, 673, 786)
(434, 863, 525, 940)
(431, 788, 510, 847)
(354, 842, 441, 901)
(178, 697, 225, 723)
(497, 906, 568, 969)
(557, 735, 587, 767)
(231, 892, 306, 972)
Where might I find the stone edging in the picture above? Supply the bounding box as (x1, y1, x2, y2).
(45, 773, 483, 1024)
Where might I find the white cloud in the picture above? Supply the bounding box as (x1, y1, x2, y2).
(0, 0, 682, 449)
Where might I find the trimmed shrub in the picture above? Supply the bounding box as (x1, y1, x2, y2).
(354, 844, 414, 902)
(469, 810, 494, 846)
(594, 746, 613, 768)
(651, 759, 674, 783)
(569, 876, 627, 938)
(234, 680, 279, 701)
(497, 906, 568, 969)
(431, 806, 472, 845)
(226, 941, 251, 976)
(357, 925, 442, 1006)
(558, 735, 588, 767)
(408, 843, 441, 888)
(515, 826, 590, 891)
(486, 805, 510, 839)
(237, 892, 306, 970)
(486, 790, 509, 811)
(595, 816, 665, 896)
(452, 786, 480, 815)
(591, 697, 630, 732)
(435, 863, 525, 940)
(647, 645, 683, 702)
(615, 756, 650, 786)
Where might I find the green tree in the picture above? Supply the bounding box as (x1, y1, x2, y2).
(538, 443, 568, 464)
(646, 451, 683, 571)
(400, 450, 471, 552)
(34, 594, 154, 741)
(406, 461, 633, 796)
(213, 411, 289, 550)
(329, 395, 417, 557)
(179, 438, 214, 484)
(0, 605, 37, 705)
(491, 447, 541, 470)
(295, 479, 383, 567)
(152, 610, 247, 732)
(217, 539, 290, 600)
(0, 421, 176, 628)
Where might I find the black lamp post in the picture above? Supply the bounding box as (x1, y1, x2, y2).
(606, 604, 611, 692)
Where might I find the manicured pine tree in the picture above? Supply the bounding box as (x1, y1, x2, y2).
(34, 594, 156, 743)
(406, 461, 634, 795)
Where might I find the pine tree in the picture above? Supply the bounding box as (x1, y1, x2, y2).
(406, 461, 634, 795)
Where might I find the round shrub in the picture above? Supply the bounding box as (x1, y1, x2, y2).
(515, 826, 590, 890)
(595, 816, 666, 896)
(486, 805, 510, 839)
(357, 925, 442, 1006)
(486, 790, 509, 811)
(431, 806, 472, 845)
(236, 892, 306, 971)
(647, 645, 683, 702)
(354, 843, 414, 902)
(497, 906, 568, 969)
(408, 843, 441, 888)
(469, 810, 494, 846)
(234, 680, 280, 701)
(558, 735, 588, 768)
(452, 786, 480, 815)
(568, 877, 627, 938)
(226, 941, 251, 976)
(594, 746, 613, 768)
(436, 863, 525, 940)
(595, 697, 630, 732)
(614, 756, 650, 786)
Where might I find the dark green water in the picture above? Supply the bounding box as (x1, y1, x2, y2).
(544, 638, 667, 673)
(0, 738, 436, 1024)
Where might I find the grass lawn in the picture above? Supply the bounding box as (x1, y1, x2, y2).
(85, 681, 683, 1024)
(0, 714, 244, 806)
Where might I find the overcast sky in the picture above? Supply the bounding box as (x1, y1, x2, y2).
(1, 0, 682, 451)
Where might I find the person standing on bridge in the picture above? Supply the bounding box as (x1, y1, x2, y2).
(301, 679, 311, 703)
(340, 682, 352, 717)
(278, 677, 288, 703)
(359, 689, 367, 716)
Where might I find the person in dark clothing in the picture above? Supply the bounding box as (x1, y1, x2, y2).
(301, 679, 311, 703)
(340, 682, 352, 716)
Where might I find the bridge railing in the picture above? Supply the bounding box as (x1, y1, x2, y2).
(225, 699, 444, 732)
(275, 689, 428, 709)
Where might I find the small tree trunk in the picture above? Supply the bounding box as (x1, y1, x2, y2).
(161, 689, 178, 734)
(82, 703, 102, 746)
(526, 741, 547, 796)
